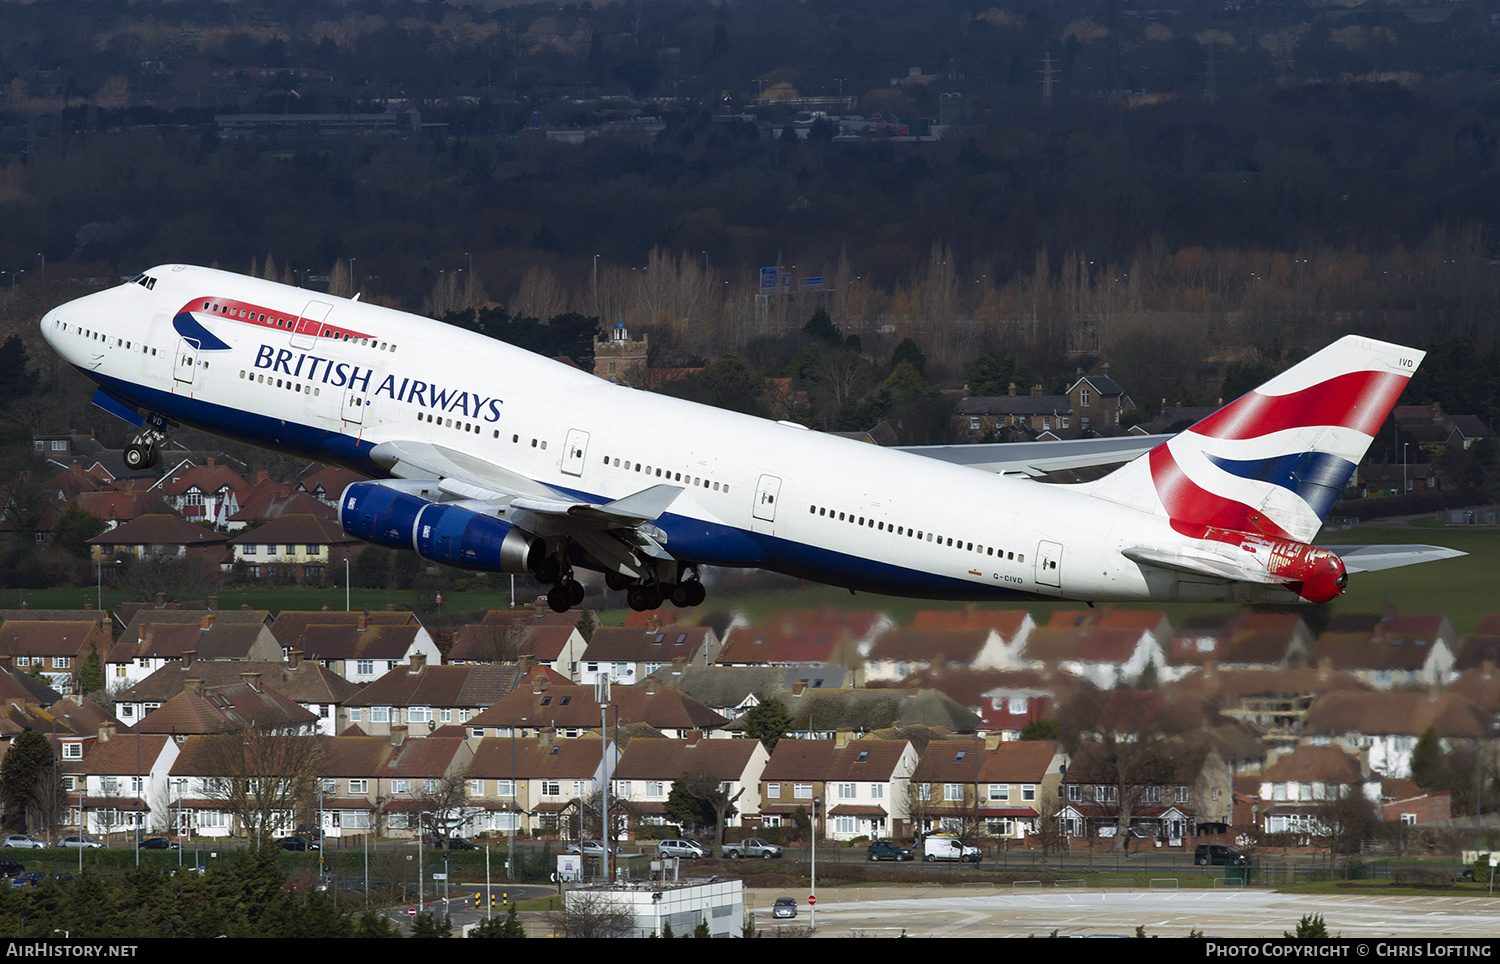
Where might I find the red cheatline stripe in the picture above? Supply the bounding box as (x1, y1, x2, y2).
(1189, 370, 1407, 441)
(1150, 445, 1293, 540)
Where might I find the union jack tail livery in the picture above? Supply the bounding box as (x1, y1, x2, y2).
(1090, 336, 1423, 603)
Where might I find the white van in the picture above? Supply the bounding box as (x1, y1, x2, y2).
(922, 833, 982, 863)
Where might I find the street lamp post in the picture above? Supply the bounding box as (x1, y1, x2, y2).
(344, 557, 351, 611)
(810, 795, 820, 930)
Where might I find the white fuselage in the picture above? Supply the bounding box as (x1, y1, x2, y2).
(41, 264, 1247, 604)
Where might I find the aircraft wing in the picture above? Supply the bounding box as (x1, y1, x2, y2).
(1329, 544, 1467, 573)
(898, 436, 1168, 478)
(365, 439, 681, 577)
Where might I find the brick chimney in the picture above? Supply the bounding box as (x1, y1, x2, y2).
(390, 724, 408, 746)
(207, 594, 218, 611)
(97, 723, 115, 743)
(537, 726, 556, 748)
(288, 649, 303, 670)
(155, 592, 166, 607)
(834, 729, 853, 748)
(517, 655, 533, 676)
(240, 672, 262, 692)
(185, 677, 204, 697)
(181, 650, 196, 669)
(357, 614, 368, 632)
(683, 729, 702, 747)
(532, 675, 549, 694)
(408, 654, 426, 674)
(200, 614, 215, 630)
(984, 732, 1002, 750)
(671, 656, 686, 675)
(792, 681, 806, 697)
(85, 600, 94, 611)
(645, 679, 657, 696)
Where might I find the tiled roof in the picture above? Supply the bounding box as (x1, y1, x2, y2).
(1262, 745, 1365, 784)
(116, 658, 359, 705)
(1304, 690, 1485, 739)
(761, 739, 910, 782)
(466, 734, 609, 780)
(270, 610, 419, 647)
(0, 620, 108, 657)
(615, 737, 761, 780)
(581, 626, 713, 663)
(87, 514, 229, 547)
(911, 738, 1058, 783)
(135, 681, 318, 734)
(344, 663, 517, 709)
(227, 514, 354, 545)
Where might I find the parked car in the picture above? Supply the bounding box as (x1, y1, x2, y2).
(1195, 844, 1247, 866)
(721, 838, 783, 859)
(444, 836, 479, 851)
(921, 834, 982, 863)
(56, 835, 103, 849)
(771, 897, 798, 919)
(138, 838, 180, 851)
(0, 859, 24, 878)
(867, 840, 914, 862)
(9, 871, 45, 888)
(565, 840, 619, 857)
(279, 835, 320, 851)
(2, 835, 46, 850)
(656, 839, 706, 860)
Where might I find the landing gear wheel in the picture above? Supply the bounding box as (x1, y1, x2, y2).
(546, 589, 572, 613)
(566, 578, 586, 607)
(670, 583, 693, 608)
(605, 572, 631, 592)
(686, 582, 706, 607)
(626, 586, 662, 612)
(124, 443, 155, 471)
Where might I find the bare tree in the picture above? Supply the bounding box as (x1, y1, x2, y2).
(199, 726, 324, 846)
(1034, 787, 1063, 857)
(416, 772, 476, 842)
(549, 889, 637, 938)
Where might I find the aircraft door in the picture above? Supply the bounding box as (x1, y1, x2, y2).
(753, 474, 782, 523)
(562, 429, 590, 477)
(341, 387, 366, 425)
(1035, 540, 1062, 588)
(174, 337, 200, 385)
(292, 301, 333, 350)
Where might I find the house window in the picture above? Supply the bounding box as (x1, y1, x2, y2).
(53, 657, 70, 669)
(794, 783, 812, 800)
(370, 706, 390, 723)
(838, 783, 856, 800)
(62, 743, 82, 760)
(470, 780, 483, 797)
(1067, 785, 1082, 802)
(835, 815, 857, 835)
(944, 784, 964, 802)
(391, 780, 410, 794)
(408, 706, 432, 724)
(1142, 786, 1161, 803)
(1096, 785, 1116, 803)
(646, 781, 664, 797)
(349, 708, 362, 722)
(349, 779, 368, 794)
(541, 781, 561, 797)
(988, 784, 1009, 801)
(871, 784, 883, 799)
(1176, 786, 1189, 804)
(767, 783, 781, 799)
(356, 660, 374, 676)
(495, 780, 514, 797)
(244, 544, 256, 555)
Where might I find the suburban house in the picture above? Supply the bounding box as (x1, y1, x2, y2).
(577, 625, 721, 686)
(1301, 688, 1487, 778)
(149, 459, 249, 528)
(1308, 611, 1457, 688)
(757, 737, 917, 840)
(105, 612, 281, 689)
(907, 737, 1065, 840)
(62, 727, 179, 838)
(315, 731, 474, 839)
(715, 609, 894, 668)
(613, 734, 770, 830)
(343, 656, 518, 736)
(225, 515, 361, 584)
(1058, 738, 1232, 844)
(1168, 610, 1314, 673)
(1256, 745, 1380, 836)
(132, 677, 320, 736)
(466, 676, 727, 740)
(87, 514, 230, 566)
(863, 627, 1025, 682)
(0, 617, 111, 695)
(447, 611, 588, 678)
(272, 611, 441, 684)
(114, 650, 358, 735)
(463, 730, 618, 838)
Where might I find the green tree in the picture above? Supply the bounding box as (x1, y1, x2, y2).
(471, 902, 526, 938)
(802, 307, 841, 346)
(78, 651, 104, 697)
(1020, 719, 1062, 741)
(50, 504, 107, 560)
(0, 336, 39, 405)
(965, 348, 1028, 397)
(1285, 914, 1331, 938)
(743, 697, 791, 751)
(1410, 726, 1443, 789)
(0, 730, 52, 832)
(410, 911, 454, 938)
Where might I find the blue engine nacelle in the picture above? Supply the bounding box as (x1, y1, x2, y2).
(340, 481, 544, 574)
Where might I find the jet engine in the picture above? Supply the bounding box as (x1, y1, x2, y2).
(340, 480, 544, 574)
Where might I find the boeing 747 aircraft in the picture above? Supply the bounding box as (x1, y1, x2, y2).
(40, 265, 1461, 612)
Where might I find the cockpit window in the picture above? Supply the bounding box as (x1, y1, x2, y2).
(129, 274, 157, 290)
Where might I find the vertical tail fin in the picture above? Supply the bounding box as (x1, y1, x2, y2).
(1086, 335, 1420, 544)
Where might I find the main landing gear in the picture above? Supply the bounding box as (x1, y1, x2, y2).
(535, 545, 707, 614)
(123, 429, 166, 471)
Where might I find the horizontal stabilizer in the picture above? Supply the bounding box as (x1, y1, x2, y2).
(1122, 546, 1290, 586)
(1331, 544, 1467, 574)
(901, 436, 1166, 478)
